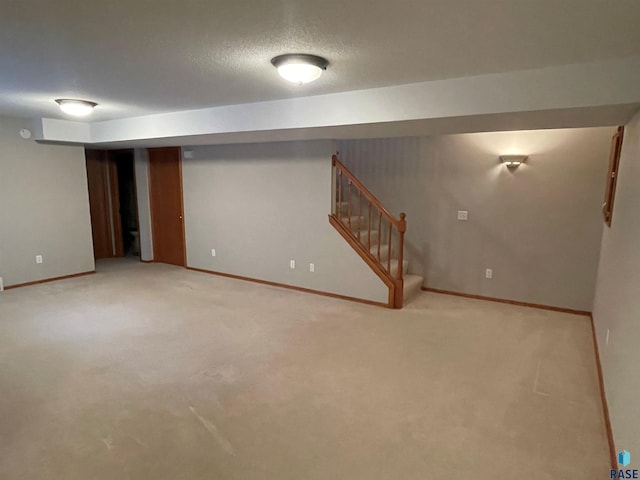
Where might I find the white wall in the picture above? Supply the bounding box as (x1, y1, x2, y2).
(181, 141, 388, 304)
(339, 127, 612, 311)
(592, 110, 640, 456)
(134, 148, 153, 261)
(0, 116, 94, 286)
(36, 56, 640, 145)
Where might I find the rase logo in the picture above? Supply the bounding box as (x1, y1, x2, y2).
(611, 450, 639, 479)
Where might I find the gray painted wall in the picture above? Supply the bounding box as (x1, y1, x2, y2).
(0, 116, 94, 286)
(592, 110, 640, 457)
(134, 148, 153, 261)
(182, 141, 388, 304)
(339, 127, 612, 311)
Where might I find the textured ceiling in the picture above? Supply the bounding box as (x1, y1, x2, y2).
(2, 0, 640, 121)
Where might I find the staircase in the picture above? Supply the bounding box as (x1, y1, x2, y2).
(329, 155, 423, 308)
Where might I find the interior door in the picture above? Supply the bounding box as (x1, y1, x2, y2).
(148, 147, 186, 266)
(85, 149, 124, 259)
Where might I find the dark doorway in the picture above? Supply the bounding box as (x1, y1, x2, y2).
(85, 149, 140, 260)
(112, 150, 139, 257)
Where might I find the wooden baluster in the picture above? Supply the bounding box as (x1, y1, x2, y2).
(387, 221, 392, 273)
(377, 211, 382, 261)
(397, 213, 406, 280)
(357, 190, 362, 241)
(367, 201, 372, 251)
(347, 180, 352, 231)
(337, 170, 342, 219)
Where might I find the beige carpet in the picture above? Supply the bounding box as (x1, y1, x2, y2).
(0, 258, 609, 479)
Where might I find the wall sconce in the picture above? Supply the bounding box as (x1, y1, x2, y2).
(499, 155, 528, 169)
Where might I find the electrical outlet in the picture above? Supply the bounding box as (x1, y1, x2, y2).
(457, 210, 468, 221)
(290, 260, 295, 269)
(309, 263, 315, 273)
(485, 268, 493, 279)
(211, 249, 216, 257)
(36, 255, 43, 264)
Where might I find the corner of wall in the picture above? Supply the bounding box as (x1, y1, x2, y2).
(591, 109, 640, 462)
(0, 115, 94, 286)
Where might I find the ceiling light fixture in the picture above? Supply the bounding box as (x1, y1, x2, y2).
(499, 155, 528, 169)
(55, 99, 98, 117)
(271, 54, 329, 85)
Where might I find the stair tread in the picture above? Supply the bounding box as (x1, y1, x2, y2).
(340, 215, 364, 225)
(369, 244, 391, 261)
(404, 274, 423, 281)
(403, 274, 424, 304)
(389, 259, 409, 277)
(355, 230, 378, 241)
(389, 258, 409, 267)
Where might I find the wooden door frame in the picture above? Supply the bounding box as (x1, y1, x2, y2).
(85, 149, 111, 259)
(148, 147, 187, 267)
(107, 156, 124, 257)
(85, 149, 124, 259)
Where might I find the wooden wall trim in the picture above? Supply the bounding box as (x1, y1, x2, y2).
(108, 156, 125, 257)
(4, 271, 96, 290)
(590, 314, 617, 471)
(603, 126, 625, 228)
(186, 267, 390, 308)
(178, 152, 187, 267)
(421, 287, 591, 316)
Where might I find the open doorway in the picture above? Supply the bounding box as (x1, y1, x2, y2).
(85, 149, 140, 260)
(112, 150, 140, 257)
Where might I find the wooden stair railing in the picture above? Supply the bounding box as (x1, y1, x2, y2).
(329, 154, 407, 308)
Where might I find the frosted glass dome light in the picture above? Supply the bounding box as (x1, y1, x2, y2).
(271, 54, 329, 85)
(55, 99, 98, 117)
